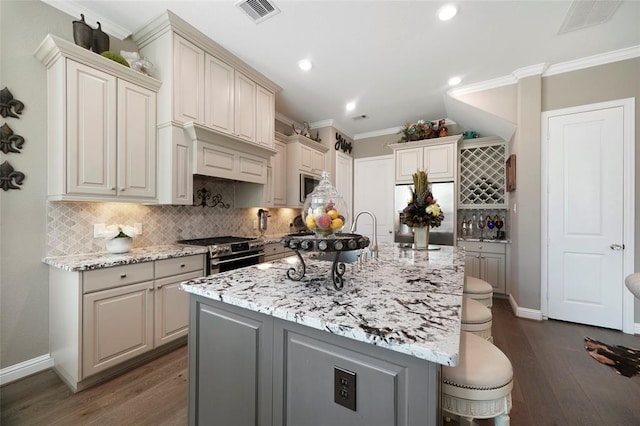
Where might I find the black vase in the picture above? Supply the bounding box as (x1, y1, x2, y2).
(72, 14, 92, 50)
(92, 22, 109, 54)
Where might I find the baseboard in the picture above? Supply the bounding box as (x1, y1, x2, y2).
(508, 294, 544, 321)
(635, 323, 640, 335)
(0, 354, 53, 386)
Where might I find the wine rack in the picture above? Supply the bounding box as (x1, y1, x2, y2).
(459, 137, 507, 208)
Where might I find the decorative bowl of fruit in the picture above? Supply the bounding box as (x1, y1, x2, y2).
(302, 171, 347, 237)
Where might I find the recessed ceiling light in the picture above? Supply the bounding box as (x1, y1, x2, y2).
(298, 59, 312, 71)
(448, 76, 462, 86)
(438, 4, 458, 21)
(345, 102, 356, 112)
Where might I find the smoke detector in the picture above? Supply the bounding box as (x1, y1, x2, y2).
(235, 0, 280, 24)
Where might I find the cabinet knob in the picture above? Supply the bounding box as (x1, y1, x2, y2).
(478, 245, 483, 249)
(149, 287, 154, 291)
(120, 273, 127, 278)
(120, 188, 125, 191)
(111, 187, 116, 191)
(180, 263, 185, 267)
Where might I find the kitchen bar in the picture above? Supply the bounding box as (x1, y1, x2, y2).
(180, 242, 465, 425)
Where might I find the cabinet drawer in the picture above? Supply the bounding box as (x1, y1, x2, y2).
(155, 255, 204, 279)
(264, 243, 285, 256)
(459, 241, 506, 255)
(83, 262, 154, 294)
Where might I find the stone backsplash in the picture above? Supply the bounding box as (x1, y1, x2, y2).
(47, 179, 301, 256)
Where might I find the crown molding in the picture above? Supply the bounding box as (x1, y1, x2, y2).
(309, 119, 334, 129)
(275, 112, 298, 126)
(543, 44, 640, 77)
(512, 63, 550, 79)
(41, 0, 132, 40)
(354, 126, 402, 140)
(448, 75, 518, 97)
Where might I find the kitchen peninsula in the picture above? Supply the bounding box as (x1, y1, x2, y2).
(181, 243, 465, 425)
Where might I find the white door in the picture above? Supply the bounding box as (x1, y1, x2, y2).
(335, 151, 353, 230)
(546, 106, 625, 329)
(354, 156, 394, 243)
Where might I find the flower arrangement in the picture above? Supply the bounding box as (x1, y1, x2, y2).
(398, 119, 448, 143)
(400, 170, 444, 228)
(102, 224, 137, 240)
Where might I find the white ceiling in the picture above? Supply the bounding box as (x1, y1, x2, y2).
(46, 1, 640, 138)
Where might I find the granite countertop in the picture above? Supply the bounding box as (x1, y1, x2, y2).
(42, 244, 208, 272)
(180, 242, 465, 366)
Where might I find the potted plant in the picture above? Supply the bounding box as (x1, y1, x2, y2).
(399, 170, 444, 249)
(103, 224, 137, 254)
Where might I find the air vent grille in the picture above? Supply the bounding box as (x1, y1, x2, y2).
(558, 0, 622, 34)
(236, 0, 280, 23)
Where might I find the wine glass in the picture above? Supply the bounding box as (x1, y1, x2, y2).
(477, 214, 486, 240)
(486, 215, 495, 239)
(495, 216, 504, 239)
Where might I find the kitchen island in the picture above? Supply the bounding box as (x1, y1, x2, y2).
(181, 242, 465, 426)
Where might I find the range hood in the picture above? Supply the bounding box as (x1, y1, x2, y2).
(183, 122, 277, 185)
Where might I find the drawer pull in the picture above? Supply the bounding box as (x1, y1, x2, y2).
(120, 273, 127, 278)
(180, 263, 185, 267)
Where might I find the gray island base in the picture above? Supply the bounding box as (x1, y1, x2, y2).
(180, 243, 465, 426)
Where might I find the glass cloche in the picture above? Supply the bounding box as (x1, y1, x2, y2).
(302, 171, 348, 237)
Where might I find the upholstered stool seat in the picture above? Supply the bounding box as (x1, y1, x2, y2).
(461, 297, 493, 341)
(443, 332, 513, 425)
(464, 276, 493, 308)
(625, 273, 640, 299)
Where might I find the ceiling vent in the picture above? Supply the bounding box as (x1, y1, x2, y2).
(352, 114, 368, 120)
(558, 0, 622, 34)
(235, 0, 280, 24)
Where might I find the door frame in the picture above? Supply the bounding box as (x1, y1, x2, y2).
(540, 98, 635, 333)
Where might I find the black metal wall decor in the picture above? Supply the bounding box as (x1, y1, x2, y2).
(0, 161, 25, 191)
(334, 132, 352, 153)
(194, 187, 231, 209)
(1, 123, 25, 154)
(0, 87, 25, 119)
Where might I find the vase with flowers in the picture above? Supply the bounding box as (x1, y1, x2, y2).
(103, 224, 137, 254)
(399, 170, 445, 250)
(398, 119, 448, 143)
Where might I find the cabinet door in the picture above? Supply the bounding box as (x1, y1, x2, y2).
(204, 54, 234, 135)
(189, 299, 273, 426)
(66, 60, 117, 196)
(311, 149, 325, 175)
(464, 252, 481, 279)
(82, 281, 153, 378)
(272, 140, 287, 206)
(117, 80, 157, 199)
(299, 144, 313, 172)
(256, 85, 274, 147)
(480, 252, 506, 294)
(394, 147, 423, 183)
(173, 35, 204, 124)
(423, 143, 455, 182)
(154, 270, 202, 346)
(234, 72, 257, 142)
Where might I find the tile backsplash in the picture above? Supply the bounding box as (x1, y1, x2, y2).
(47, 179, 301, 256)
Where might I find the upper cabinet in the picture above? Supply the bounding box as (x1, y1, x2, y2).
(284, 134, 329, 207)
(35, 35, 160, 203)
(389, 135, 461, 184)
(458, 136, 507, 209)
(132, 12, 281, 204)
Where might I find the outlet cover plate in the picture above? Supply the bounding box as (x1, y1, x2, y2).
(93, 223, 106, 238)
(334, 367, 356, 411)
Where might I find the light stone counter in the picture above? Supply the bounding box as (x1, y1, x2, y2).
(181, 242, 465, 366)
(42, 244, 208, 271)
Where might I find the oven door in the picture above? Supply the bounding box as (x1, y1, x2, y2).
(209, 251, 264, 274)
(300, 173, 320, 203)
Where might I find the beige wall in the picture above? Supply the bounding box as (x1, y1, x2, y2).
(352, 133, 398, 158)
(457, 85, 518, 124)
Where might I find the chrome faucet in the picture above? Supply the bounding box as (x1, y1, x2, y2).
(350, 210, 378, 258)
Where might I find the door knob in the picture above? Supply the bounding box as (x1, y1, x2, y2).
(610, 244, 624, 250)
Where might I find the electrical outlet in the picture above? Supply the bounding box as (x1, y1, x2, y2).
(334, 367, 356, 411)
(134, 223, 143, 235)
(93, 223, 106, 238)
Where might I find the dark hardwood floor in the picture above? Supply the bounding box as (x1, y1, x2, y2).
(1, 298, 639, 425)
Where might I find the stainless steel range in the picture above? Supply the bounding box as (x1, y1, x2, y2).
(177, 236, 264, 275)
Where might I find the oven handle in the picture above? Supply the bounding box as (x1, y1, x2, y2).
(210, 252, 264, 266)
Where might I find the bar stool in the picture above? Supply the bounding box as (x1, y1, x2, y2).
(443, 332, 513, 425)
(625, 273, 640, 300)
(461, 297, 493, 342)
(464, 276, 493, 308)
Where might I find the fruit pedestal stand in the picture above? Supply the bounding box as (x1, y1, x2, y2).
(280, 233, 370, 290)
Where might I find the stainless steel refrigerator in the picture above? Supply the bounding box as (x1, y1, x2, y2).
(394, 182, 455, 246)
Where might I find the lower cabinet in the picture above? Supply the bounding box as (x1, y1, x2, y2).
(459, 240, 507, 294)
(188, 296, 439, 426)
(263, 242, 294, 262)
(49, 254, 205, 392)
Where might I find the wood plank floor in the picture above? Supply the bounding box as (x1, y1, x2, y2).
(2, 298, 639, 425)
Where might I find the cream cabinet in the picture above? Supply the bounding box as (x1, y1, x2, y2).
(49, 254, 205, 392)
(36, 35, 160, 203)
(390, 136, 460, 184)
(256, 86, 275, 148)
(271, 137, 287, 206)
(284, 134, 329, 206)
(234, 71, 257, 143)
(263, 242, 293, 262)
(174, 35, 205, 124)
(458, 240, 506, 294)
(205, 54, 235, 135)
